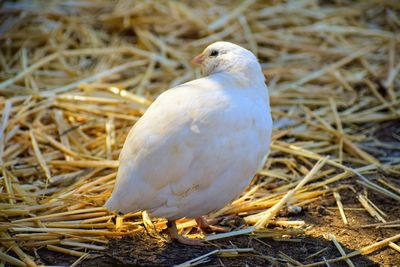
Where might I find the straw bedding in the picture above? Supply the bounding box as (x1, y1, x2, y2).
(0, 0, 399, 266)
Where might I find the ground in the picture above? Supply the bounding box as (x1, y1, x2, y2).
(1, 1, 399, 266)
(36, 176, 400, 267)
(32, 120, 400, 266)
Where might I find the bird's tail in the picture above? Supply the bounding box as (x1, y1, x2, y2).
(103, 196, 119, 212)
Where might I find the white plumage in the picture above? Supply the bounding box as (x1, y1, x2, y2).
(105, 41, 272, 244)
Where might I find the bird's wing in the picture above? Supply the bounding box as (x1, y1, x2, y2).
(105, 76, 271, 216)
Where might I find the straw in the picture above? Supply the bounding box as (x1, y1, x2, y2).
(175, 248, 254, 267)
(0, 1, 398, 265)
(333, 191, 348, 225)
(301, 233, 400, 267)
(329, 234, 355, 267)
(254, 157, 328, 228)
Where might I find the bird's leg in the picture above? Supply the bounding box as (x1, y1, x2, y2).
(195, 216, 230, 233)
(167, 220, 204, 246)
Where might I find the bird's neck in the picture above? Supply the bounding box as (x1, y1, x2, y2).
(210, 70, 270, 107)
(212, 69, 266, 90)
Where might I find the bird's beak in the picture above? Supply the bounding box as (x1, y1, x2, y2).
(191, 52, 205, 65)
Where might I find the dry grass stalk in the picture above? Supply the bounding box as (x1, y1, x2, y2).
(278, 251, 303, 266)
(0, 250, 26, 267)
(205, 227, 255, 242)
(175, 248, 254, 267)
(333, 191, 348, 225)
(0, 100, 12, 165)
(389, 242, 400, 254)
(60, 240, 106, 251)
(0, 232, 37, 267)
(357, 180, 400, 202)
(305, 247, 329, 260)
(254, 157, 328, 228)
(357, 194, 386, 223)
(359, 220, 400, 228)
(29, 130, 52, 182)
(377, 178, 400, 195)
(46, 244, 88, 257)
(70, 253, 91, 267)
(329, 234, 355, 267)
(301, 233, 400, 267)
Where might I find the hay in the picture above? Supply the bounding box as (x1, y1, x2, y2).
(0, 0, 399, 265)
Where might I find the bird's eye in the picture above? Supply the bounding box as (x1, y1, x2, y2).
(210, 50, 218, 57)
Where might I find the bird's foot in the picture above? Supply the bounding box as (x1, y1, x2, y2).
(167, 220, 205, 246)
(171, 234, 205, 246)
(195, 216, 230, 233)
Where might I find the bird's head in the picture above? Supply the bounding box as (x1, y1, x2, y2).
(192, 41, 263, 79)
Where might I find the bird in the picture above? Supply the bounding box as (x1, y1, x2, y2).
(104, 41, 272, 245)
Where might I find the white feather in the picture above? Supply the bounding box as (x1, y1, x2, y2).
(105, 42, 272, 220)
